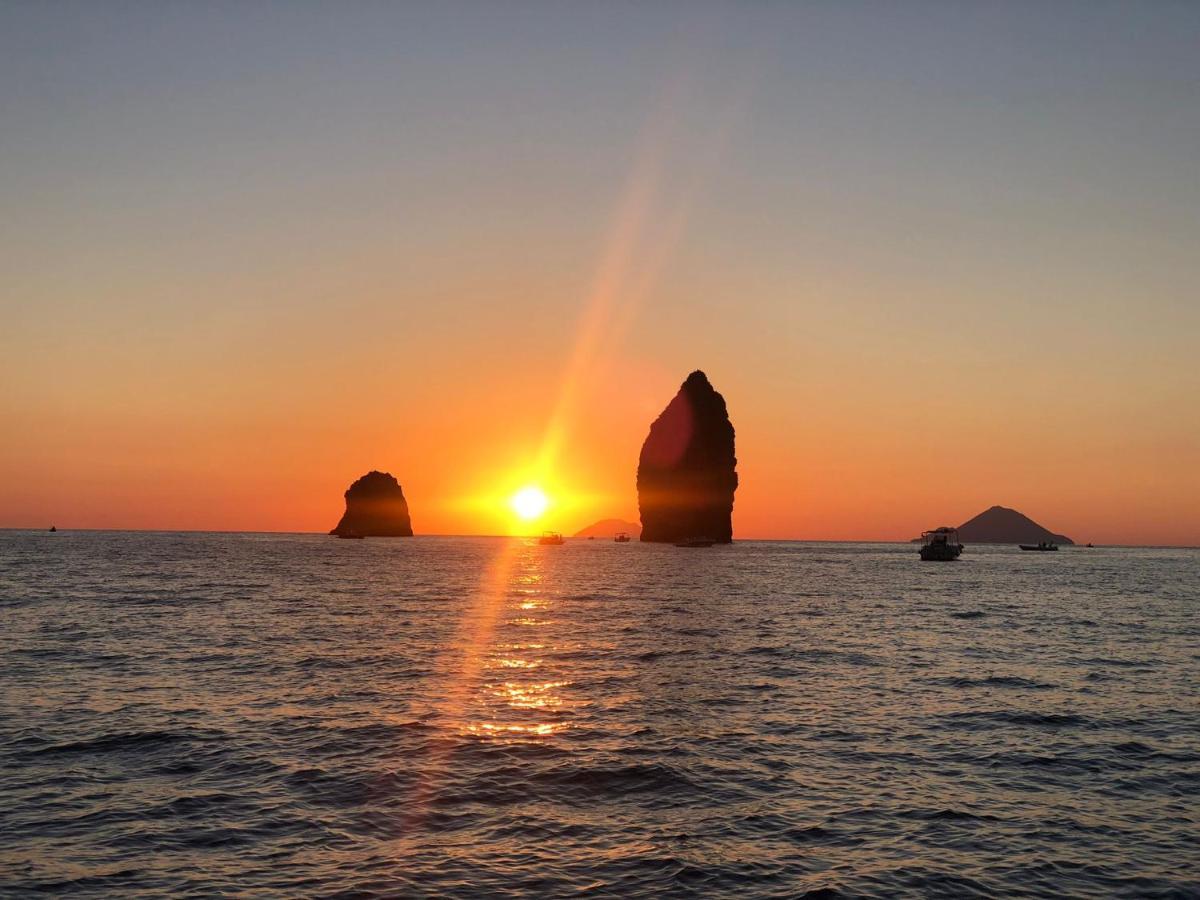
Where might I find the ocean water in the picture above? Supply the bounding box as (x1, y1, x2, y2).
(1, 533, 1197, 898)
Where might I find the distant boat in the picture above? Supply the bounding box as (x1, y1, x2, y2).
(538, 531, 565, 545)
(1020, 542, 1058, 551)
(48, 525, 57, 533)
(919, 527, 963, 561)
(337, 532, 365, 540)
(1086, 542, 1094, 548)
(614, 532, 631, 543)
(674, 537, 715, 548)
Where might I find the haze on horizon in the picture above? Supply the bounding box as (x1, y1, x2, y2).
(2, 2, 1198, 546)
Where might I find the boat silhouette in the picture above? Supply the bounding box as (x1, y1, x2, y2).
(919, 527, 963, 561)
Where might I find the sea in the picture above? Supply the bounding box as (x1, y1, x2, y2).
(1, 532, 1196, 898)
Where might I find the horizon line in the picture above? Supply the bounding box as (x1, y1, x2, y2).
(1, 527, 1195, 550)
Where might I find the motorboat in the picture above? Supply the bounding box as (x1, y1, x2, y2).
(614, 532, 631, 543)
(1019, 542, 1058, 551)
(919, 527, 963, 561)
(538, 531, 565, 545)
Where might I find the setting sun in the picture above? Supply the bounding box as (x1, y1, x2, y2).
(510, 486, 550, 521)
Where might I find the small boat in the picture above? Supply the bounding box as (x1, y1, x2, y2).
(1086, 542, 1094, 548)
(674, 537, 715, 548)
(337, 532, 365, 540)
(614, 532, 631, 543)
(1019, 542, 1058, 551)
(919, 527, 963, 561)
(538, 531, 565, 545)
(49, 525, 57, 533)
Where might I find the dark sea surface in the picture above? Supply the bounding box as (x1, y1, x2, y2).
(1, 532, 1197, 898)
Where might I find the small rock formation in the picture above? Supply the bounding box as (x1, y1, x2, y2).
(574, 518, 641, 539)
(330, 471, 413, 537)
(913, 505, 1073, 545)
(637, 370, 738, 543)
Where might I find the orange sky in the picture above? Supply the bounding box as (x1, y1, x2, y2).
(2, 5, 1198, 545)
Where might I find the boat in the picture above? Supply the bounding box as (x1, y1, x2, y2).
(337, 532, 365, 540)
(48, 525, 56, 533)
(674, 538, 715, 548)
(538, 531, 565, 545)
(919, 527, 963, 561)
(1019, 542, 1058, 551)
(1086, 542, 1094, 548)
(614, 532, 631, 543)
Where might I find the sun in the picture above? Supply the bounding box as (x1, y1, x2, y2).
(510, 485, 550, 521)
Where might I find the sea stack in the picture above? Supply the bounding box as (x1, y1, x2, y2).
(330, 471, 414, 537)
(637, 370, 738, 543)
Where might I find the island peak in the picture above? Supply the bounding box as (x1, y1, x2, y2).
(916, 505, 1073, 545)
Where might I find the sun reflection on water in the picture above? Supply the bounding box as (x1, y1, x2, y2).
(465, 549, 582, 741)
(496, 657, 541, 669)
(492, 680, 571, 709)
(464, 721, 568, 737)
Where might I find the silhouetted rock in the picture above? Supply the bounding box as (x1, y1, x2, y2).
(637, 370, 737, 543)
(330, 471, 413, 537)
(957, 505, 1072, 544)
(913, 505, 1072, 545)
(574, 518, 641, 539)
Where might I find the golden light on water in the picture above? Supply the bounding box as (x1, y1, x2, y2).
(492, 680, 571, 710)
(465, 722, 567, 737)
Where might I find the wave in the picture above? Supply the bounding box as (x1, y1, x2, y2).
(943, 710, 1089, 728)
(23, 728, 223, 757)
(925, 675, 1055, 690)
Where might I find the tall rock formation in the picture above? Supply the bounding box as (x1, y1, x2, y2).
(637, 370, 738, 543)
(330, 471, 414, 537)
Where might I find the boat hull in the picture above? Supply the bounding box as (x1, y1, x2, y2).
(919, 544, 962, 561)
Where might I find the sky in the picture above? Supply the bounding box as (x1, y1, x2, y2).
(2, 1, 1198, 545)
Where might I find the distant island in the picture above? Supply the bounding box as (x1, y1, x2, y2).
(330, 471, 414, 537)
(637, 370, 738, 543)
(574, 518, 640, 539)
(916, 505, 1073, 545)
